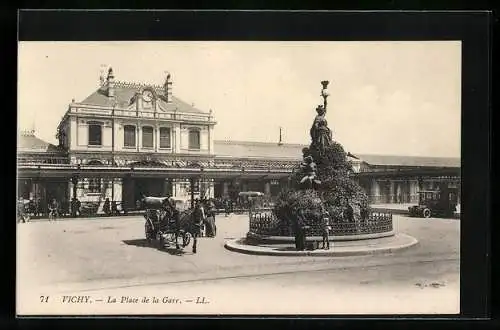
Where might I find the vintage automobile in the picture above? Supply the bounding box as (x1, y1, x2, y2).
(238, 191, 265, 207)
(408, 187, 459, 218)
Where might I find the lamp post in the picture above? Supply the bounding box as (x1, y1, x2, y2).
(190, 178, 195, 208)
(321, 80, 330, 110)
(111, 101, 116, 202)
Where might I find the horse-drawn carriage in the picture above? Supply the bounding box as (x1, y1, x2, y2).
(142, 196, 193, 249)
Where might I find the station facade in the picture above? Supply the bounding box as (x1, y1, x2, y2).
(17, 68, 461, 211)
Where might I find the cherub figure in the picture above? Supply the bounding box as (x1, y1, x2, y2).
(299, 154, 321, 189)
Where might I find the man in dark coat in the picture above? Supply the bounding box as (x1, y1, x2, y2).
(295, 209, 307, 251)
(291, 211, 299, 250)
(191, 200, 205, 253)
(224, 198, 230, 217)
(344, 199, 354, 223)
(204, 200, 217, 237)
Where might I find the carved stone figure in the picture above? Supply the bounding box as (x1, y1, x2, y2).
(310, 105, 332, 155)
(299, 154, 321, 189)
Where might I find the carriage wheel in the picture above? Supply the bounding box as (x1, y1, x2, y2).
(145, 221, 155, 243)
(423, 208, 432, 218)
(182, 232, 191, 247)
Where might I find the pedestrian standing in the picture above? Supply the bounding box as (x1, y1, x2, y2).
(224, 198, 230, 217)
(17, 197, 26, 223)
(103, 198, 111, 216)
(296, 209, 307, 251)
(191, 200, 205, 254)
(204, 200, 217, 237)
(344, 199, 354, 223)
(321, 212, 331, 250)
(48, 198, 59, 221)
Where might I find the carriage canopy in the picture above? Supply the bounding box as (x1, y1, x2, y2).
(238, 191, 264, 197)
(142, 196, 191, 212)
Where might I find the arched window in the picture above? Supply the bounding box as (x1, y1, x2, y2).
(188, 128, 200, 150)
(88, 122, 102, 146)
(124, 125, 136, 147)
(159, 127, 171, 149)
(142, 126, 154, 148)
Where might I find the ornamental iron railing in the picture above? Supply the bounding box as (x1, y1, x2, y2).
(17, 155, 70, 165)
(249, 210, 393, 237)
(21, 200, 137, 218)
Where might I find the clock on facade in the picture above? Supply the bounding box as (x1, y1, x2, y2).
(142, 90, 154, 102)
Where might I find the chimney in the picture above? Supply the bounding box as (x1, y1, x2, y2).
(163, 72, 173, 103)
(99, 64, 107, 86)
(107, 67, 115, 97)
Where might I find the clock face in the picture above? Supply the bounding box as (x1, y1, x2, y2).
(142, 90, 154, 102)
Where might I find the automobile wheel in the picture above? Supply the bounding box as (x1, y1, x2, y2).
(423, 208, 432, 218)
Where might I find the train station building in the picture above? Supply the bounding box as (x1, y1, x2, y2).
(17, 68, 461, 211)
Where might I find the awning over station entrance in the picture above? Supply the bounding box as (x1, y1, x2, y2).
(17, 164, 293, 180)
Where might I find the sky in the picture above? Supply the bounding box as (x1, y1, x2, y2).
(18, 41, 461, 157)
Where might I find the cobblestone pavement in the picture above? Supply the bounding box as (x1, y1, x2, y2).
(17, 214, 459, 315)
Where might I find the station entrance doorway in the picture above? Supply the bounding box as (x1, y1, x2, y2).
(122, 177, 172, 210)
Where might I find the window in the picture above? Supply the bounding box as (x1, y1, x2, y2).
(142, 126, 154, 148)
(188, 129, 200, 150)
(159, 127, 171, 149)
(88, 123, 102, 146)
(88, 178, 102, 193)
(124, 125, 136, 147)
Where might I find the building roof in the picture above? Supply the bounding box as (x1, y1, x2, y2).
(214, 140, 306, 160)
(79, 82, 206, 114)
(16, 132, 460, 169)
(356, 154, 460, 168)
(213, 140, 460, 168)
(17, 131, 60, 153)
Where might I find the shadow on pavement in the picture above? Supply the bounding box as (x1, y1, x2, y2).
(122, 239, 189, 256)
(162, 247, 187, 256)
(122, 239, 151, 248)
